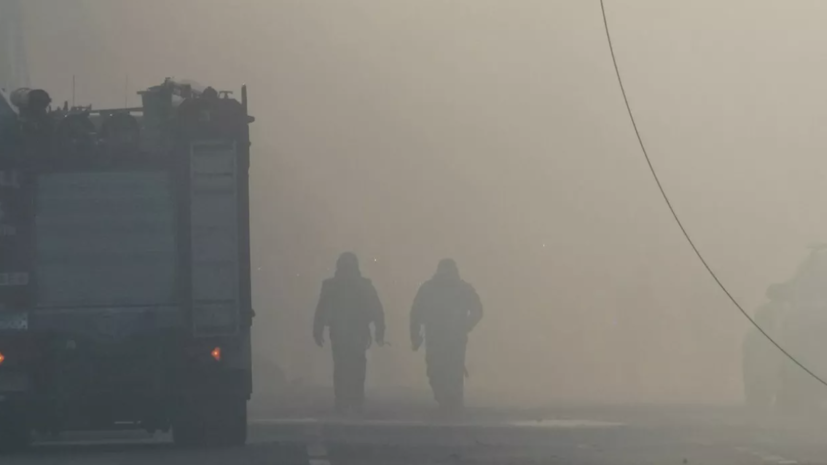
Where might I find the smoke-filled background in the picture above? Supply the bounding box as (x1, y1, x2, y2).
(13, 0, 827, 406)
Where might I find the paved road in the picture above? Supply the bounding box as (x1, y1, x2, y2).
(5, 408, 827, 464)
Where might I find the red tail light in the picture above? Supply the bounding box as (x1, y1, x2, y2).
(210, 347, 221, 362)
(0, 352, 5, 365)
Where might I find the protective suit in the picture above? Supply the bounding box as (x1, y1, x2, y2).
(410, 259, 483, 412)
(313, 253, 385, 413)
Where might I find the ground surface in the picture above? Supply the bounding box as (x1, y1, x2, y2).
(5, 404, 827, 464)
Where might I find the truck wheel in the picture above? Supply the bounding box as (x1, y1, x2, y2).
(173, 396, 247, 448)
(221, 398, 247, 447)
(172, 421, 203, 448)
(0, 404, 31, 453)
(172, 400, 205, 448)
(209, 396, 247, 447)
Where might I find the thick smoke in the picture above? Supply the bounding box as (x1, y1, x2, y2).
(17, 0, 827, 408)
(0, 0, 29, 89)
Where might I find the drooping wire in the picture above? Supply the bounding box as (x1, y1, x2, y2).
(599, 0, 827, 388)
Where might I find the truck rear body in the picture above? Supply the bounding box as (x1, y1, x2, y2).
(0, 80, 253, 442)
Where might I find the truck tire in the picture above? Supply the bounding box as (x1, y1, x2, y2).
(0, 403, 31, 453)
(213, 396, 247, 447)
(172, 416, 203, 448)
(172, 395, 206, 448)
(173, 395, 247, 448)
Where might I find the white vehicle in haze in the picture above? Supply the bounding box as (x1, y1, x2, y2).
(775, 245, 827, 411)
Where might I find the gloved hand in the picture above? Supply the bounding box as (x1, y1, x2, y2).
(314, 334, 325, 348)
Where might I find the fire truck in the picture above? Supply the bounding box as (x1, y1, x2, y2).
(0, 78, 254, 449)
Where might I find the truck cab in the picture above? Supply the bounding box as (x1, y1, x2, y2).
(0, 79, 254, 449)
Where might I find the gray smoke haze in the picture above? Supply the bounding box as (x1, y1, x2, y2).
(17, 0, 827, 406)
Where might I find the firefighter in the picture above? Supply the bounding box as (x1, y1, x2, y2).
(313, 252, 386, 414)
(410, 259, 483, 413)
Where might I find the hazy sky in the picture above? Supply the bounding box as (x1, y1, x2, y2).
(18, 0, 827, 404)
